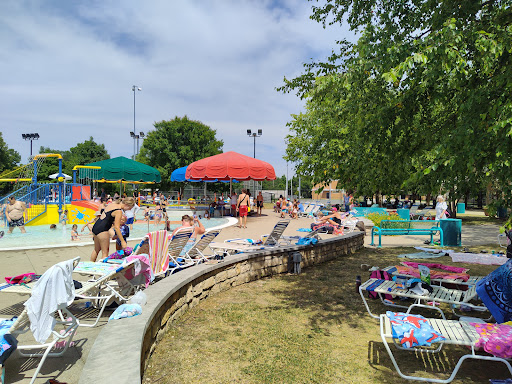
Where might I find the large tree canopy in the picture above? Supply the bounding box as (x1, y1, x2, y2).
(137, 116, 224, 190)
(282, 0, 512, 212)
(0, 132, 21, 175)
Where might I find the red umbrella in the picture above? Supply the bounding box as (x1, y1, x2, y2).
(185, 151, 276, 181)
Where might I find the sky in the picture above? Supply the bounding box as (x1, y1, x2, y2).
(0, 0, 354, 178)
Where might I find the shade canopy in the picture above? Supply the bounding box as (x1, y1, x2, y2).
(83, 156, 161, 183)
(171, 165, 238, 183)
(185, 151, 276, 181)
(49, 173, 72, 181)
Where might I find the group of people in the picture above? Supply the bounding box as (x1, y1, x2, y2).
(274, 196, 303, 219)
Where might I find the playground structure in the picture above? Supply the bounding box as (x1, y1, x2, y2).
(0, 154, 101, 226)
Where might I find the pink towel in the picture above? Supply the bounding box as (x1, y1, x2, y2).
(402, 261, 468, 273)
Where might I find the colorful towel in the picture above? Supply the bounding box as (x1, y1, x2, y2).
(470, 322, 512, 358)
(476, 258, 512, 323)
(123, 255, 154, 288)
(148, 230, 170, 275)
(402, 262, 468, 274)
(297, 228, 312, 232)
(75, 262, 120, 276)
(386, 311, 445, 348)
(395, 266, 470, 282)
(0, 319, 16, 361)
(108, 303, 142, 321)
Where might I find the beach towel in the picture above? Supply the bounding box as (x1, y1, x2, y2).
(108, 303, 142, 321)
(148, 230, 170, 275)
(123, 254, 154, 288)
(470, 322, 512, 358)
(24, 259, 75, 344)
(0, 319, 17, 364)
(397, 252, 445, 259)
(386, 311, 445, 348)
(476, 258, 512, 323)
(414, 246, 454, 254)
(451, 252, 508, 266)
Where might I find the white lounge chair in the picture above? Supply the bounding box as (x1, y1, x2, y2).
(186, 229, 221, 264)
(0, 258, 79, 384)
(380, 312, 512, 383)
(359, 278, 487, 320)
(168, 227, 195, 274)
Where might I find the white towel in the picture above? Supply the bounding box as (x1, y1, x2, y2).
(24, 259, 75, 344)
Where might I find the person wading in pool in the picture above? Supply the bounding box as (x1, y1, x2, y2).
(90, 196, 135, 262)
(6, 196, 27, 234)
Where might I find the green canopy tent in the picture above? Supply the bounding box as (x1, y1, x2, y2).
(80, 156, 161, 194)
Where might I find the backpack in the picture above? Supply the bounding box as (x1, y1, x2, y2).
(368, 270, 393, 300)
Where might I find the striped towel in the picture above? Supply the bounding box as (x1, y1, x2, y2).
(148, 230, 170, 275)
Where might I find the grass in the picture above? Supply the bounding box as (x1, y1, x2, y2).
(143, 246, 511, 384)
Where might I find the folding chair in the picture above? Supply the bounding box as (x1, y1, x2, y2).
(226, 219, 291, 247)
(380, 312, 512, 383)
(186, 229, 221, 264)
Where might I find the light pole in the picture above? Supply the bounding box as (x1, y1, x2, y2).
(246, 129, 262, 158)
(22, 133, 40, 156)
(132, 85, 142, 159)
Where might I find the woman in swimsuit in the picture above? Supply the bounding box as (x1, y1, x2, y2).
(237, 189, 250, 228)
(90, 197, 135, 262)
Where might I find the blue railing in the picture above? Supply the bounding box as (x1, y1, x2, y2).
(17, 185, 49, 224)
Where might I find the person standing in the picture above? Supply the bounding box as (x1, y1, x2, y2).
(90, 197, 135, 262)
(435, 195, 448, 220)
(230, 192, 237, 216)
(256, 192, 264, 216)
(6, 196, 27, 234)
(237, 189, 250, 228)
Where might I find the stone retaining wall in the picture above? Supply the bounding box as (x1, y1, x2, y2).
(79, 232, 364, 384)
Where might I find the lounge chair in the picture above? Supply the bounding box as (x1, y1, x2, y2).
(380, 311, 512, 383)
(228, 219, 291, 247)
(0, 259, 140, 328)
(359, 278, 486, 320)
(186, 229, 221, 264)
(298, 203, 314, 218)
(0, 259, 79, 384)
(168, 227, 195, 274)
(382, 264, 485, 287)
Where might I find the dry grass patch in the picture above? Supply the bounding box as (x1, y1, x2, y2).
(143, 246, 511, 384)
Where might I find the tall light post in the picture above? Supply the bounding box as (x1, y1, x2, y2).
(246, 129, 262, 158)
(247, 129, 262, 193)
(131, 85, 142, 160)
(130, 131, 145, 157)
(22, 133, 40, 156)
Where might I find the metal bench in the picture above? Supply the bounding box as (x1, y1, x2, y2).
(370, 219, 443, 247)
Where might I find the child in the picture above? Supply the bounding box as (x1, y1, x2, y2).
(291, 203, 299, 219)
(50, 224, 57, 230)
(60, 209, 68, 227)
(155, 203, 163, 225)
(71, 224, 80, 241)
(110, 215, 130, 251)
(204, 209, 210, 220)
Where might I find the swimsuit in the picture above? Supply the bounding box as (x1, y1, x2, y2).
(9, 217, 24, 227)
(92, 208, 122, 236)
(332, 217, 342, 225)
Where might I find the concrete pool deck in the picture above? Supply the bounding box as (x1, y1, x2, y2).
(0, 208, 502, 383)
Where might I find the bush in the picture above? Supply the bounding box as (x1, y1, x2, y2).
(366, 211, 406, 228)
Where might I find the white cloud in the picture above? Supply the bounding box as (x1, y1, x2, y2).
(0, 0, 354, 177)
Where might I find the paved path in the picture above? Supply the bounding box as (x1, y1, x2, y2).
(0, 209, 501, 383)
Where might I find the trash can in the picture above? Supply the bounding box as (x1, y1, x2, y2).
(439, 219, 462, 246)
(498, 207, 508, 219)
(457, 203, 465, 214)
(397, 208, 410, 220)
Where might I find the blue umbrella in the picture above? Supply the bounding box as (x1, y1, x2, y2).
(170, 166, 238, 183)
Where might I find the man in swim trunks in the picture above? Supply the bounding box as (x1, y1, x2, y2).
(6, 196, 26, 234)
(237, 189, 250, 228)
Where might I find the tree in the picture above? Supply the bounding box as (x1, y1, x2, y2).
(0, 132, 21, 194)
(281, 0, 512, 215)
(36, 137, 110, 182)
(137, 116, 223, 190)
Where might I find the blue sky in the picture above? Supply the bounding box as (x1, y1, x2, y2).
(0, 0, 353, 177)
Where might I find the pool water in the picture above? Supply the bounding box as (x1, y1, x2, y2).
(0, 214, 230, 250)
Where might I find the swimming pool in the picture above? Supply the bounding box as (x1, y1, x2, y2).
(0, 214, 234, 251)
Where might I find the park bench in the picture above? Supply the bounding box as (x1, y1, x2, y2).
(370, 219, 443, 247)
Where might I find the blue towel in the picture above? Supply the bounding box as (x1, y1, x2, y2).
(476, 258, 512, 323)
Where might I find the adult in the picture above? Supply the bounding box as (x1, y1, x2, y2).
(256, 192, 264, 216)
(237, 189, 250, 228)
(90, 196, 135, 262)
(172, 214, 205, 256)
(435, 195, 448, 220)
(317, 207, 344, 227)
(343, 192, 353, 212)
(100, 188, 106, 200)
(6, 197, 26, 233)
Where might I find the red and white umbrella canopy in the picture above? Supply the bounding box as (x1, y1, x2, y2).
(185, 151, 276, 181)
